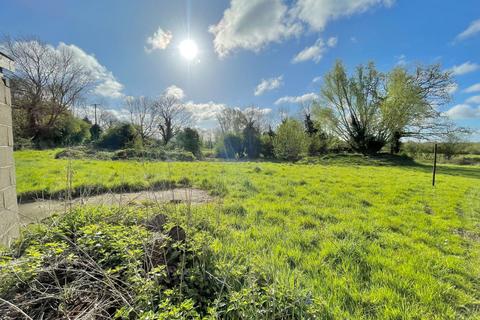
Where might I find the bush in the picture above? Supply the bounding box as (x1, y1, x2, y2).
(177, 128, 202, 158)
(260, 133, 275, 159)
(0, 207, 324, 319)
(112, 148, 195, 161)
(97, 123, 142, 150)
(273, 119, 308, 161)
(215, 133, 243, 159)
(34, 114, 91, 148)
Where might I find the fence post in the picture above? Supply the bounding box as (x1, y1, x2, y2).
(432, 143, 437, 186)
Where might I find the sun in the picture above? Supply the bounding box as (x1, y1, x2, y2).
(179, 39, 198, 61)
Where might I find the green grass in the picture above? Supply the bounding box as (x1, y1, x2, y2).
(13, 149, 480, 319)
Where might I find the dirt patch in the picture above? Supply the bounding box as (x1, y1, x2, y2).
(18, 188, 213, 224)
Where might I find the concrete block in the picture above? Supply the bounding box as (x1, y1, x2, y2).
(0, 104, 12, 127)
(0, 146, 14, 165)
(0, 209, 20, 246)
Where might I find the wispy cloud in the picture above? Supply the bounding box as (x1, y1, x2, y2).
(449, 61, 480, 76)
(292, 37, 337, 64)
(455, 18, 480, 42)
(254, 75, 283, 96)
(145, 27, 173, 53)
(275, 92, 319, 105)
(464, 83, 480, 93)
(445, 104, 480, 119)
(465, 95, 480, 105)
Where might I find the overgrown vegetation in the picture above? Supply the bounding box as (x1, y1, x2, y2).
(7, 149, 480, 319)
(1, 207, 322, 319)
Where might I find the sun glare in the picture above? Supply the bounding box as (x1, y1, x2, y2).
(179, 39, 198, 61)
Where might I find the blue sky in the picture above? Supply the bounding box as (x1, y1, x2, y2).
(2, 0, 480, 137)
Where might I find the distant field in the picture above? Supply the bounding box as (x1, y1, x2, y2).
(13, 149, 480, 318)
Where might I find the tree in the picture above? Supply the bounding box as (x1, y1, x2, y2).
(216, 133, 243, 159)
(177, 127, 202, 158)
(98, 123, 142, 150)
(440, 133, 465, 160)
(243, 123, 261, 158)
(154, 95, 192, 145)
(89, 124, 102, 141)
(260, 127, 275, 158)
(273, 119, 308, 161)
(4, 37, 95, 144)
(125, 96, 158, 142)
(317, 60, 459, 154)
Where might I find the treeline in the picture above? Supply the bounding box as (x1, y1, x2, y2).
(5, 36, 472, 162)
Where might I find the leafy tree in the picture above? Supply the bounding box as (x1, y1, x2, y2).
(316, 60, 458, 155)
(90, 124, 102, 141)
(260, 130, 275, 159)
(243, 123, 261, 159)
(98, 123, 142, 150)
(440, 133, 465, 160)
(215, 133, 243, 159)
(273, 119, 308, 161)
(177, 127, 202, 158)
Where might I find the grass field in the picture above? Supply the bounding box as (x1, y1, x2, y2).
(11, 149, 480, 318)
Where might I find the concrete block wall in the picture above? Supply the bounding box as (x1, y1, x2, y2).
(0, 74, 19, 246)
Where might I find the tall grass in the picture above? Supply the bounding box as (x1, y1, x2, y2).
(10, 149, 480, 318)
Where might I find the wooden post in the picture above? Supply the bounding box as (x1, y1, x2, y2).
(432, 143, 437, 186)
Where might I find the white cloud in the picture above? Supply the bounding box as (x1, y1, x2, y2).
(55, 43, 124, 99)
(210, 0, 391, 57)
(164, 85, 185, 100)
(312, 76, 322, 83)
(292, 37, 337, 64)
(445, 104, 480, 119)
(145, 27, 173, 53)
(455, 18, 480, 42)
(464, 83, 480, 93)
(449, 61, 480, 76)
(292, 0, 395, 31)
(184, 101, 227, 122)
(466, 95, 480, 104)
(447, 83, 458, 95)
(327, 36, 338, 47)
(254, 75, 283, 96)
(209, 0, 302, 57)
(275, 92, 319, 105)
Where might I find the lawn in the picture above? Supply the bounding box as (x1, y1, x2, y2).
(11, 149, 480, 319)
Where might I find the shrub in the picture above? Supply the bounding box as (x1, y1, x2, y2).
(97, 123, 142, 150)
(215, 133, 243, 159)
(177, 128, 202, 158)
(273, 119, 308, 161)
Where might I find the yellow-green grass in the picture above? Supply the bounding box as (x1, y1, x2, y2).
(14, 149, 480, 319)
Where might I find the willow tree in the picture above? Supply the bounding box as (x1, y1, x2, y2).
(315, 60, 456, 154)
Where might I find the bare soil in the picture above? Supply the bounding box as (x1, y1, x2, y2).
(18, 188, 213, 224)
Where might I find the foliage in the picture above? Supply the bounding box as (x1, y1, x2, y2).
(243, 123, 261, 159)
(89, 123, 102, 141)
(260, 132, 275, 159)
(97, 123, 143, 150)
(273, 119, 308, 161)
(316, 60, 456, 155)
(177, 127, 202, 158)
(215, 133, 243, 159)
(35, 113, 91, 148)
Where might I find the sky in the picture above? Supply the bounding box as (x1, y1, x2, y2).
(1, 0, 480, 138)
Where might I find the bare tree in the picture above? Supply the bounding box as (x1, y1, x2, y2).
(125, 96, 158, 142)
(154, 95, 192, 145)
(3, 36, 95, 140)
